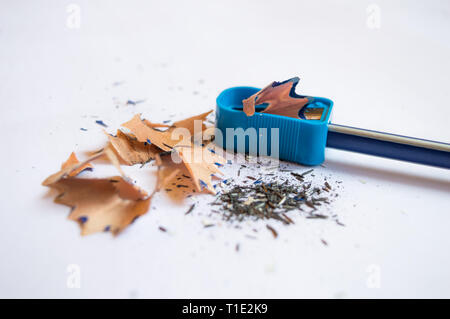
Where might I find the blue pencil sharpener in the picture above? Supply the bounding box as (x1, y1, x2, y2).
(215, 86, 334, 166)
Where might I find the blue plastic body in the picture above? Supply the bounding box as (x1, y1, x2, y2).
(215, 86, 334, 166)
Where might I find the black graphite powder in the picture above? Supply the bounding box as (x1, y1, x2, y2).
(210, 170, 342, 226)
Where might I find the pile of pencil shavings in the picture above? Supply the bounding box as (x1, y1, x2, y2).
(42, 77, 337, 238)
(42, 110, 225, 236)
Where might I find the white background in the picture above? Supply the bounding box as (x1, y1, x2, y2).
(0, 0, 449, 298)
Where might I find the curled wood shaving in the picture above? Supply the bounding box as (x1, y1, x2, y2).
(42, 152, 104, 186)
(42, 109, 224, 237)
(43, 149, 151, 236)
(61, 152, 93, 177)
(157, 168, 180, 192)
(122, 111, 224, 194)
(43, 147, 124, 186)
(242, 77, 310, 118)
(122, 111, 214, 152)
(51, 176, 151, 236)
(155, 153, 179, 193)
(176, 145, 224, 194)
(121, 114, 181, 151)
(154, 154, 197, 201)
(107, 130, 160, 165)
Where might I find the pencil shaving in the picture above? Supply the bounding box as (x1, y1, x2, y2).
(242, 77, 309, 118)
(42, 109, 226, 236)
(61, 152, 93, 177)
(51, 176, 151, 236)
(107, 130, 160, 165)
